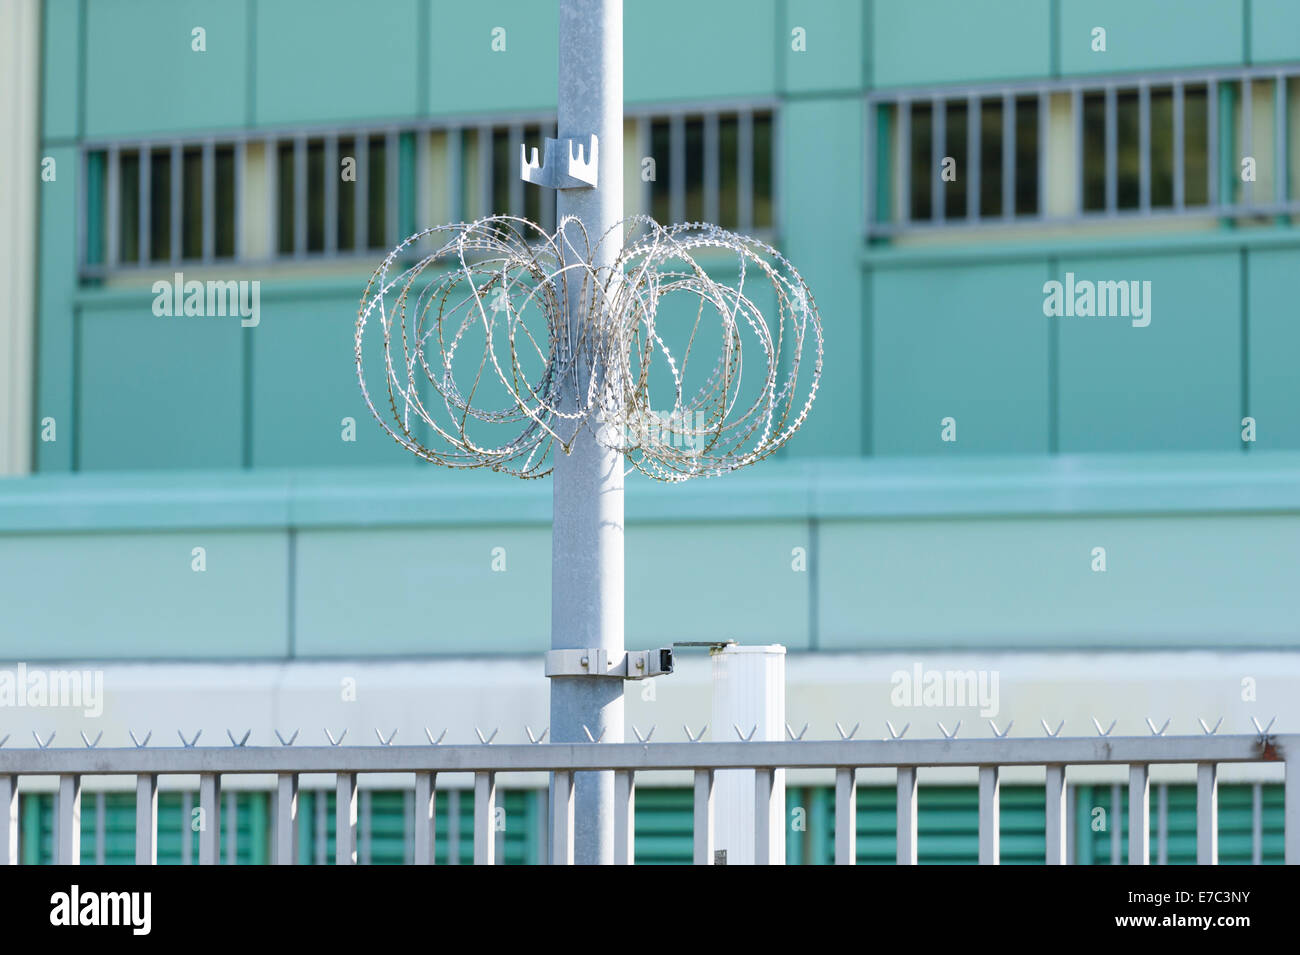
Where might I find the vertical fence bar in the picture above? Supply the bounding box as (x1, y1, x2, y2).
(966, 96, 980, 220)
(1174, 82, 1185, 209)
(978, 766, 1000, 865)
(387, 130, 400, 247)
(1045, 764, 1067, 865)
(202, 139, 215, 262)
(182, 791, 194, 865)
(1037, 90, 1048, 217)
(135, 774, 158, 865)
(105, 147, 120, 270)
(360, 788, 372, 865)
(198, 774, 220, 865)
(1157, 783, 1168, 865)
(94, 792, 106, 865)
(293, 134, 307, 258)
(1001, 92, 1015, 219)
(414, 772, 437, 865)
(1104, 85, 1117, 214)
(896, 766, 918, 865)
(931, 96, 945, 222)
(835, 767, 857, 865)
(275, 774, 298, 865)
(324, 135, 338, 255)
(476, 125, 491, 219)
(1072, 87, 1084, 214)
(78, 148, 89, 274)
(57, 775, 81, 865)
(552, 771, 575, 865)
(0, 776, 16, 865)
(234, 139, 245, 261)
(336, 773, 357, 865)
(355, 134, 370, 250)
(754, 767, 777, 865)
(864, 100, 875, 232)
(1196, 762, 1218, 865)
(265, 137, 278, 257)
(1128, 765, 1149, 865)
(614, 770, 634, 865)
(1138, 82, 1151, 212)
(693, 769, 714, 865)
(1286, 755, 1300, 864)
(474, 772, 496, 865)
(508, 123, 524, 217)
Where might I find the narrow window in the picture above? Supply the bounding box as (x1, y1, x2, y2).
(752, 110, 773, 229)
(149, 148, 171, 262)
(718, 113, 739, 228)
(909, 102, 933, 221)
(979, 98, 1003, 217)
(182, 146, 203, 259)
(337, 135, 356, 250)
(306, 139, 325, 253)
(215, 144, 236, 258)
(1014, 95, 1039, 215)
(119, 149, 140, 264)
(367, 134, 386, 249)
(650, 118, 671, 223)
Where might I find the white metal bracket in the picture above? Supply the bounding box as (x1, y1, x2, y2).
(520, 134, 599, 190)
(545, 648, 671, 680)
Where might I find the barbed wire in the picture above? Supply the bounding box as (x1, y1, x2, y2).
(356, 214, 822, 481)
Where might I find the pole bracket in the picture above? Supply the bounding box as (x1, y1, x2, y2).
(545, 647, 673, 680)
(520, 134, 599, 190)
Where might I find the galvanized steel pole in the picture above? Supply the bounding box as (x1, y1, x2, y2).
(550, 0, 624, 865)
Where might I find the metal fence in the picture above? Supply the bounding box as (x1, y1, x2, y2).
(0, 731, 1294, 865)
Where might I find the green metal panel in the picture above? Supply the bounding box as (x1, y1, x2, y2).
(818, 513, 1300, 649)
(1247, 248, 1300, 450)
(625, 0, 777, 104)
(249, 292, 416, 468)
(1251, 0, 1300, 64)
(427, 0, 558, 116)
(41, 0, 81, 142)
(780, 98, 864, 457)
(293, 525, 551, 655)
(780, 0, 864, 94)
(632, 786, 694, 864)
(0, 529, 289, 658)
(1056, 252, 1240, 453)
(36, 146, 78, 473)
(627, 521, 811, 650)
(871, 0, 1050, 89)
(255, 0, 421, 126)
(77, 306, 245, 469)
(871, 262, 1050, 455)
(1058, 0, 1244, 76)
(84, 0, 250, 138)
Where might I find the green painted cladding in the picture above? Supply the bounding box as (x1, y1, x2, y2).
(427, 1, 558, 115)
(1251, 0, 1300, 64)
(35, 145, 78, 472)
(1059, 0, 1244, 76)
(871, 0, 1051, 88)
(0, 529, 288, 658)
(817, 513, 1300, 650)
(84, 0, 250, 139)
(870, 261, 1050, 455)
(40, 0, 80, 141)
(1247, 248, 1300, 451)
(780, 0, 864, 94)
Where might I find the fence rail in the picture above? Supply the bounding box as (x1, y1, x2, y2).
(1, 733, 1294, 865)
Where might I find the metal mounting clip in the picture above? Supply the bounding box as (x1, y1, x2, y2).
(545, 647, 673, 680)
(520, 134, 599, 190)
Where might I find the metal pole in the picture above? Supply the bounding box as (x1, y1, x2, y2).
(550, 0, 624, 866)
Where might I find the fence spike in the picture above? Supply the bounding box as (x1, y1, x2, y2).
(177, 730, 201, 748)
(580, 724, 606, 743)
(474, 726, 499, 745)
(424, 727, 447, 746)
(1197, 717, 1223, 736)
(885, 721, 910, 740)
(683, 723, 708, 742)
(375, 728, 398, 746)
(1091, 717, 1116, 737)
(937, 720, 961, 739)
(1145, 717, 1171, 737)
(33, 731, 53, 749)
(128, 730, 152, 748)
(1251, 716, 1276, 736)
(734, 723, 758, 742)
(226, 729, 252, 747)
(525, 725, 549, 744)
(835, 721, 860, 741)
(988, 719, 1013, 738)
(632, 724, 655, 743)
(79, 730, 103, 749)
(274, 729, 299, 746)
(1041, 719, 1065, 738)
(324, 728, 347, 747)
(785, 722, 809, 741)
(0, 734, 8, 749)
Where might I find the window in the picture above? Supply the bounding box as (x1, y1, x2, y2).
(867, 67, 1300, 235)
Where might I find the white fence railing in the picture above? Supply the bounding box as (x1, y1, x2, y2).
(0, 732, 1294, 865)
